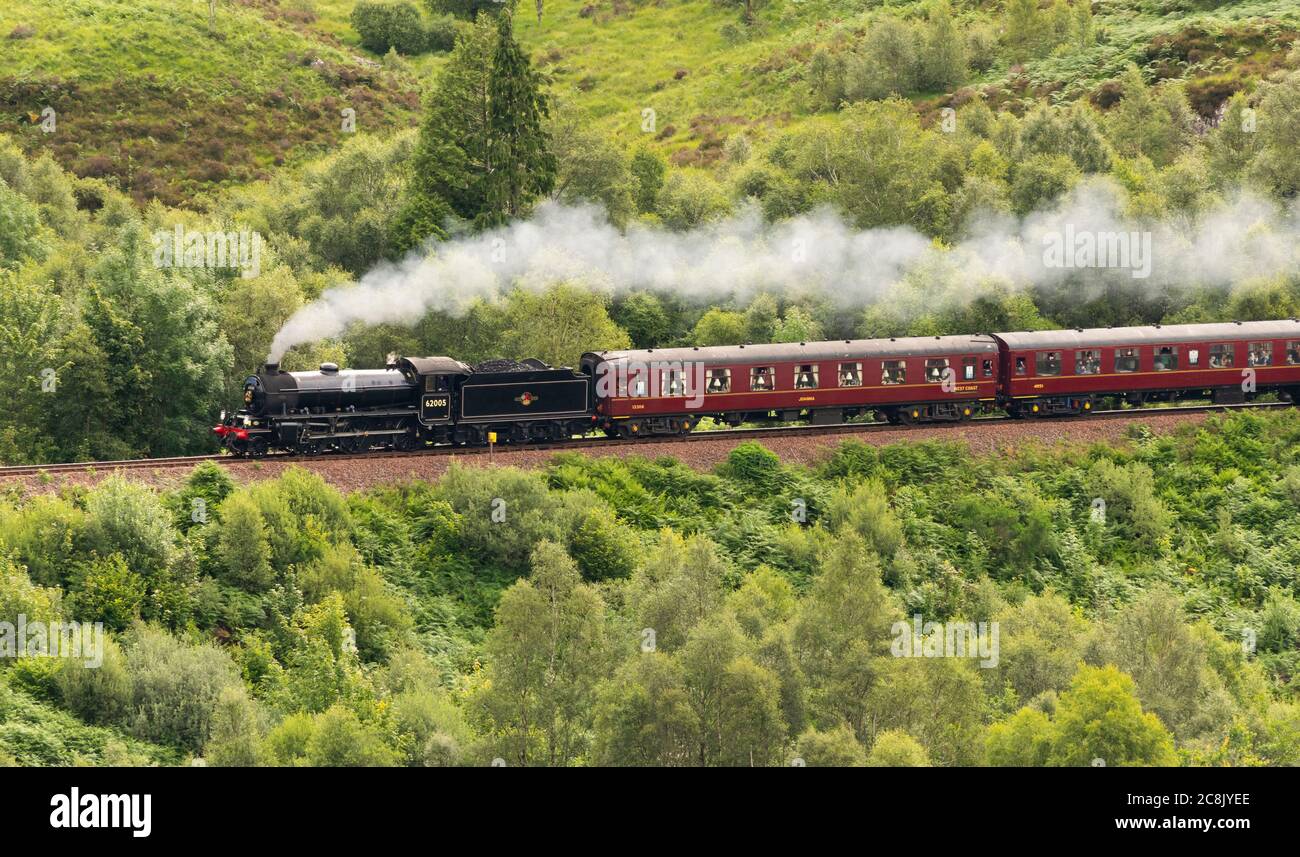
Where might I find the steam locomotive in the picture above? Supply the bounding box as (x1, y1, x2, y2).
(214, 319, 1300, 456)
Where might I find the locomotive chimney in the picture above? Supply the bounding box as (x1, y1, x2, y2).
(264, 362, 280, 374)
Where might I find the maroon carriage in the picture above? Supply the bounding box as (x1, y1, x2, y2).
(582, 335, 1000, 437)
(992, 319, 1300, 417)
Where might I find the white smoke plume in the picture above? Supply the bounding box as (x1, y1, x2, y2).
(266, 179, 1300, 363)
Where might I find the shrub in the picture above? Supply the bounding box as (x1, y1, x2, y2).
(58, 636, 133, 726)
(122, 626, 243, 752)
(306, 705, 399, 766)
(68, 553, 146, 631)
(425, 13, 459, 52)
(352, 1, 432, 56)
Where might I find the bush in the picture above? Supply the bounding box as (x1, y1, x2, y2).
(0, 556, 61, 627)
(866, 729, 932, 767)
(69, 553, 146, 631)
(58, 636, 133, 726)
(306, 705, 399, 766)
(718, 442, 788, 495)
(352, 1, 433, 56)
(425, 13, 459, 52)
(122, 626, 243, 752)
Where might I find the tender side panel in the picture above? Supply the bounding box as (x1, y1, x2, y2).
(461, 378, 591, 420)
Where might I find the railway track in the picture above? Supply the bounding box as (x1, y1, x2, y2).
(0, 400, 1287, 479)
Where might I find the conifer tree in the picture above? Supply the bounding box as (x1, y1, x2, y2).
(482, 13, 556, 227)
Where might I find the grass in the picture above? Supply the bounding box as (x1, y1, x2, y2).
(0, 0, 421, 205)
(2, 0, 1297, 202)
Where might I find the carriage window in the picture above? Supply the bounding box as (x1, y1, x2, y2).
(1154, 346, 1178, 371)
(1015, 356, 1027, 375)
(750, 366, 775, 391)
(881, 360, 906, 385)
(1209, 344, 1234, 368)
(1075, 350, 1101, 375)
(705, 368, 731, 393)
(1248, 342, 1273, 366)
(1036, 351, 1062, 376)
(963, 358, 976, 381)
(838, 362, 862, 387)
(1188, 349, 1200, 366)
(983, 359, 994, 378)
(1115, 348, 1140, 373)
(661, 369, 685, 396)
(794, 364, 819, 389)
(924, 358, 949, 383)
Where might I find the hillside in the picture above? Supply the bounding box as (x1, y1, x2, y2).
(0, 0, 421, 205)
(4, 0, 1299, 202)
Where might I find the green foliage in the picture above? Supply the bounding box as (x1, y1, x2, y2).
(796, 722, 867, 766)
(305, 704, 399, 766)
(482, 13, 556, 226)
(121, 625, 244, 752)
(352, 2, 432, 55)
(0, 555, 61, 627)
(68, 554, 146, 631)
(498, 283, 631, 366)
(1051, 665, 1179, 766)
(866, 728, 931, 767)
(472, 541, 607, 766)
(58, 637, 133, 727)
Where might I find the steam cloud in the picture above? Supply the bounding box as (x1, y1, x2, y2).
(267, 179, 1300, 363)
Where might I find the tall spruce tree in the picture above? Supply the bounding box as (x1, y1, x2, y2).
(389, 18, 495, 252)
(482, 12, 556, 227)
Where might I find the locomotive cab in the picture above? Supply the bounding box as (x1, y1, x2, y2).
(394, 356, 472, 426)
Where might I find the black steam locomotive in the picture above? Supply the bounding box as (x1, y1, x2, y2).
(214, 356, 596, 456)
(217, 318, 1300, 457)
